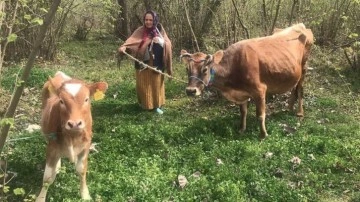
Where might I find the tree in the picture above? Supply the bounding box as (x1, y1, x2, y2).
(0, 0, 62, 153)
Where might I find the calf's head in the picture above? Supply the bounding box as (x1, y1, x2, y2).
(46, 71, 108, 134)
(180, 49, 223, 96)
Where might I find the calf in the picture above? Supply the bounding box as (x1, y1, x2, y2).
(36, 71, 108, 201)
(181, 23, 313, 139)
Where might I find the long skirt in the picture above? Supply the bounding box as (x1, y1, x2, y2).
(135, 68, 165, 110)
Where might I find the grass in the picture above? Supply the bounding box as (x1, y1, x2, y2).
(1, 39, 360, 202)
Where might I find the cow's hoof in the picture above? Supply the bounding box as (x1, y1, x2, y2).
(82, 196, 92, 201)
(81, 192, 92, 201)
(296, 112, 304, 117)
(259, 133, 268, 140)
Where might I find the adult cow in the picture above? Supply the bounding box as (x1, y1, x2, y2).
(181, 23, 313, 139)
(36, 71, 108, 202)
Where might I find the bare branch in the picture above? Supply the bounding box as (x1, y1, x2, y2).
(231, 0, 249, 39)
(182, 0, 199, 52)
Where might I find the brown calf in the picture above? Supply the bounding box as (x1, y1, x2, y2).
(181, 23, 313, 139)
(36, 71, 108, 201)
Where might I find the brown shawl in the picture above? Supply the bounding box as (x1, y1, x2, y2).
(119, 24, 173, 75)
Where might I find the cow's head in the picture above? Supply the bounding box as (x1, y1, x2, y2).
(180, 49, 223, 96)
(47, 71, 108, 133)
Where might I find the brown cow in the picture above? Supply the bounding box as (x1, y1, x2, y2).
(36, 71, 108, 202)
(181, 23, 313, 139)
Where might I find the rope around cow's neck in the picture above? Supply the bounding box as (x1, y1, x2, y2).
(121, 51, 187, 84)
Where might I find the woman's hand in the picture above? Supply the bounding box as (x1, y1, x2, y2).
(153, 37, 164, 47)
(118, 46, 126, 53)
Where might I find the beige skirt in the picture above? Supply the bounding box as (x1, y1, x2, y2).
(135, 68, 165, 110)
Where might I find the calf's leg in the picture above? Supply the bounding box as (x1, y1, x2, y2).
(76, 150, 91, 200)
(36, 152, 61, 202)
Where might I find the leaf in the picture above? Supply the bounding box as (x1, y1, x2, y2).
(263, 152, 274, 159)
(289, 156, 301, 165)
(7, 34, 17, 43)
(40, 8, 48, 13)
(31, 17, 43, 25)
(13, 188, 25, 196)
(89, 143, 99, 153)
(192, 171, 201, 178)
(3, 186, 10, 193)
(25, 124, 41, 133)
(0, 118, 14, 128)
(24, 15, 31, 20)
(178, 175, 188, 189)
(216, 158, 224, 165)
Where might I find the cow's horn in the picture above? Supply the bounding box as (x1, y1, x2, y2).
(205, 54, 213, 63)
(180, 53, 192, 59)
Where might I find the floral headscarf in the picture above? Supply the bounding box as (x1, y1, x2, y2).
(140, 10, 160, 48)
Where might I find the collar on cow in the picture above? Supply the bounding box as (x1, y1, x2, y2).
(46, 132, 57, 141)
(208, 68, 215, 86)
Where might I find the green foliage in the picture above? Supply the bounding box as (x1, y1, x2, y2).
(0, 66, 55, 91)
(13, 188, 25, 196)
(6, 34, 17, 43)
(2, 40, 360, 202)
(0, 118, 14, 128)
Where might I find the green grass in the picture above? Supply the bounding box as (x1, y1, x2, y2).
(1, 40, 360, 202)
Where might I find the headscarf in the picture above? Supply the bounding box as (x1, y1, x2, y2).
(140, 10, 160, 48)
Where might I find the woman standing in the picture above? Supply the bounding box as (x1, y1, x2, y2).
(118, 10, 172, 114)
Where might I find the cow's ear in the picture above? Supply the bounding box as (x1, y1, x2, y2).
(48, 71, 71, 94)
(89, 82, 108, 101)
(213, 50, 224, 64)
(180, 49, 191, 64)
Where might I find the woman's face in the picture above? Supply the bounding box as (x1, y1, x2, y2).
(144, 13, 154, 28)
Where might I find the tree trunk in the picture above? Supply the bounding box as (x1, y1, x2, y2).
(197, 0, 222, 48)
(270, 0, 282, 35)
(0, 0, 62, 153)
(0, 0, 19, 74)
(182, 0, 199, 52)
(288, 0, 298, 26)
(231, 0, 250, 39)
(116, 0, 130, 40)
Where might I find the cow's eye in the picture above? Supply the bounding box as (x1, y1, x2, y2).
(59, 99, 64, 105)
(85, 97, 89, 103)
(201, 66, 208, 74)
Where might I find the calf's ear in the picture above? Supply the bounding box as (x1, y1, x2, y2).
(45, 78, 57, 97)
(213, 50, 224, 64)
(88, 82, 108, 101)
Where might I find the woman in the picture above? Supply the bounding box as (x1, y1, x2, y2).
(118, 10, 172, 114)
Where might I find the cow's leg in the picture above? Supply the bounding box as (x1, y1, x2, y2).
(239, 101, 248, 133)
(288, 87, 297, 112)
(36, 150, 61, 202)
(75, 150, 91, 200)
(296, 76, 305, 117)
(254, 92, 268, 139)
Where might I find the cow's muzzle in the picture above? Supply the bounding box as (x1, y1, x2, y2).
(65, 119, 85, 131)
(186, 87, 201, 96)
